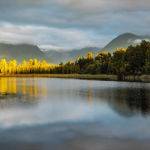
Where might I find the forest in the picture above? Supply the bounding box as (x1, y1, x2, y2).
(0, 40, 149, 80)
(52, 40, 150, 80)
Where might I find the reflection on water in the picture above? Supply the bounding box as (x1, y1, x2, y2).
(0, 78, 149, 117)
(0, 78, 47, 108)
(110, 88, 150, 116)
(0, 78, 150, 149)
(87, 86, 150, 117)
(0, 78, 149, 128)
(79, 81, 150, 117)
(0, 78, 47, 97)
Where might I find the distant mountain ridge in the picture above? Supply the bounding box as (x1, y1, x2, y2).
(45, 33, 150, 63)
(0, 33, 149, 63)
(45, 47, 101, 63)
(0, 43, 101, 63)
(0, 43, 47, 62)
(102, 33, 150, 51)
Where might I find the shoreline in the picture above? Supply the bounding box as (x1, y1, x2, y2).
(0, 74, 149, 82)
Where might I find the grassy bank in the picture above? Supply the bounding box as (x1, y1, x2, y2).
(0, 74, 149, 82)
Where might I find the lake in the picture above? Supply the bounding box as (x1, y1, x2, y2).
(0, 77, 150, 150)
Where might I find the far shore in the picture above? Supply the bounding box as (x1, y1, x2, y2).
(0, 74, 149, 82)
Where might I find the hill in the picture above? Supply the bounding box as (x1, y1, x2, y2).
(0, 33, 149, 63)
(102, 33, 150, 51)
(44, 47, 101, 63)
(0, 43, 47, 62)
(0, 43, 100, 63)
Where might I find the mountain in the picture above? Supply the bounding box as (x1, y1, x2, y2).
(44, 47, 101, 63)
(0, 43, 100, 63)
(102, 33, 150, 52)
(44, 33, 150, 63)
(0, 43, 47, 62)
(0, 32, 149, 63)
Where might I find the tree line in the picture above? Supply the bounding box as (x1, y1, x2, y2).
(0, 40, 149, 80)
(52, 40, 150, 80)
(0, 59, 57, 74)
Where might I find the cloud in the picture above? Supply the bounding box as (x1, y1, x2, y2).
(0, 0, 150, 27)
(0, 0, 149, 49)
(0, 22, 109, 49)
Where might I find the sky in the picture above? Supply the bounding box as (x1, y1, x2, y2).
(0, 0, 150, 50)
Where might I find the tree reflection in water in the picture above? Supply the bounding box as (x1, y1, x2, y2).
(0, 78, 47, 108)
(82, 82, 150, 117)
(0, 78, 149, 117)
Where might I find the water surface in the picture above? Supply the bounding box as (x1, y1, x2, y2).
(0, 77, 150, 150)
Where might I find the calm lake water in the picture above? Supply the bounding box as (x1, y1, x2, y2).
(0, 77, 150, 150)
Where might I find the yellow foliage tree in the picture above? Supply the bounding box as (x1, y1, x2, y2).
(0, 58, 57, 74)
(86, 52, 94, 60)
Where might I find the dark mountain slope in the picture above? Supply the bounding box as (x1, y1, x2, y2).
(103, 33, 150, 51)
(0, 43, 47, 62)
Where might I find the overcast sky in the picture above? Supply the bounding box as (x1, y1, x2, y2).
(0, 0, 150, 50)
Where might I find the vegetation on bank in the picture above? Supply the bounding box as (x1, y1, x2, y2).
(0, 40, 149, 81)
(0, 74, 149, 82)
(52, 40, 150, 80)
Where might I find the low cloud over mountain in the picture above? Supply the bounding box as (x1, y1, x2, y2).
(0, 0, 149, 49)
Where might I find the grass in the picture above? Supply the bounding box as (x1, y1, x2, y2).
(0, 74, 149, 82)
(0, 74, 117, 80)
